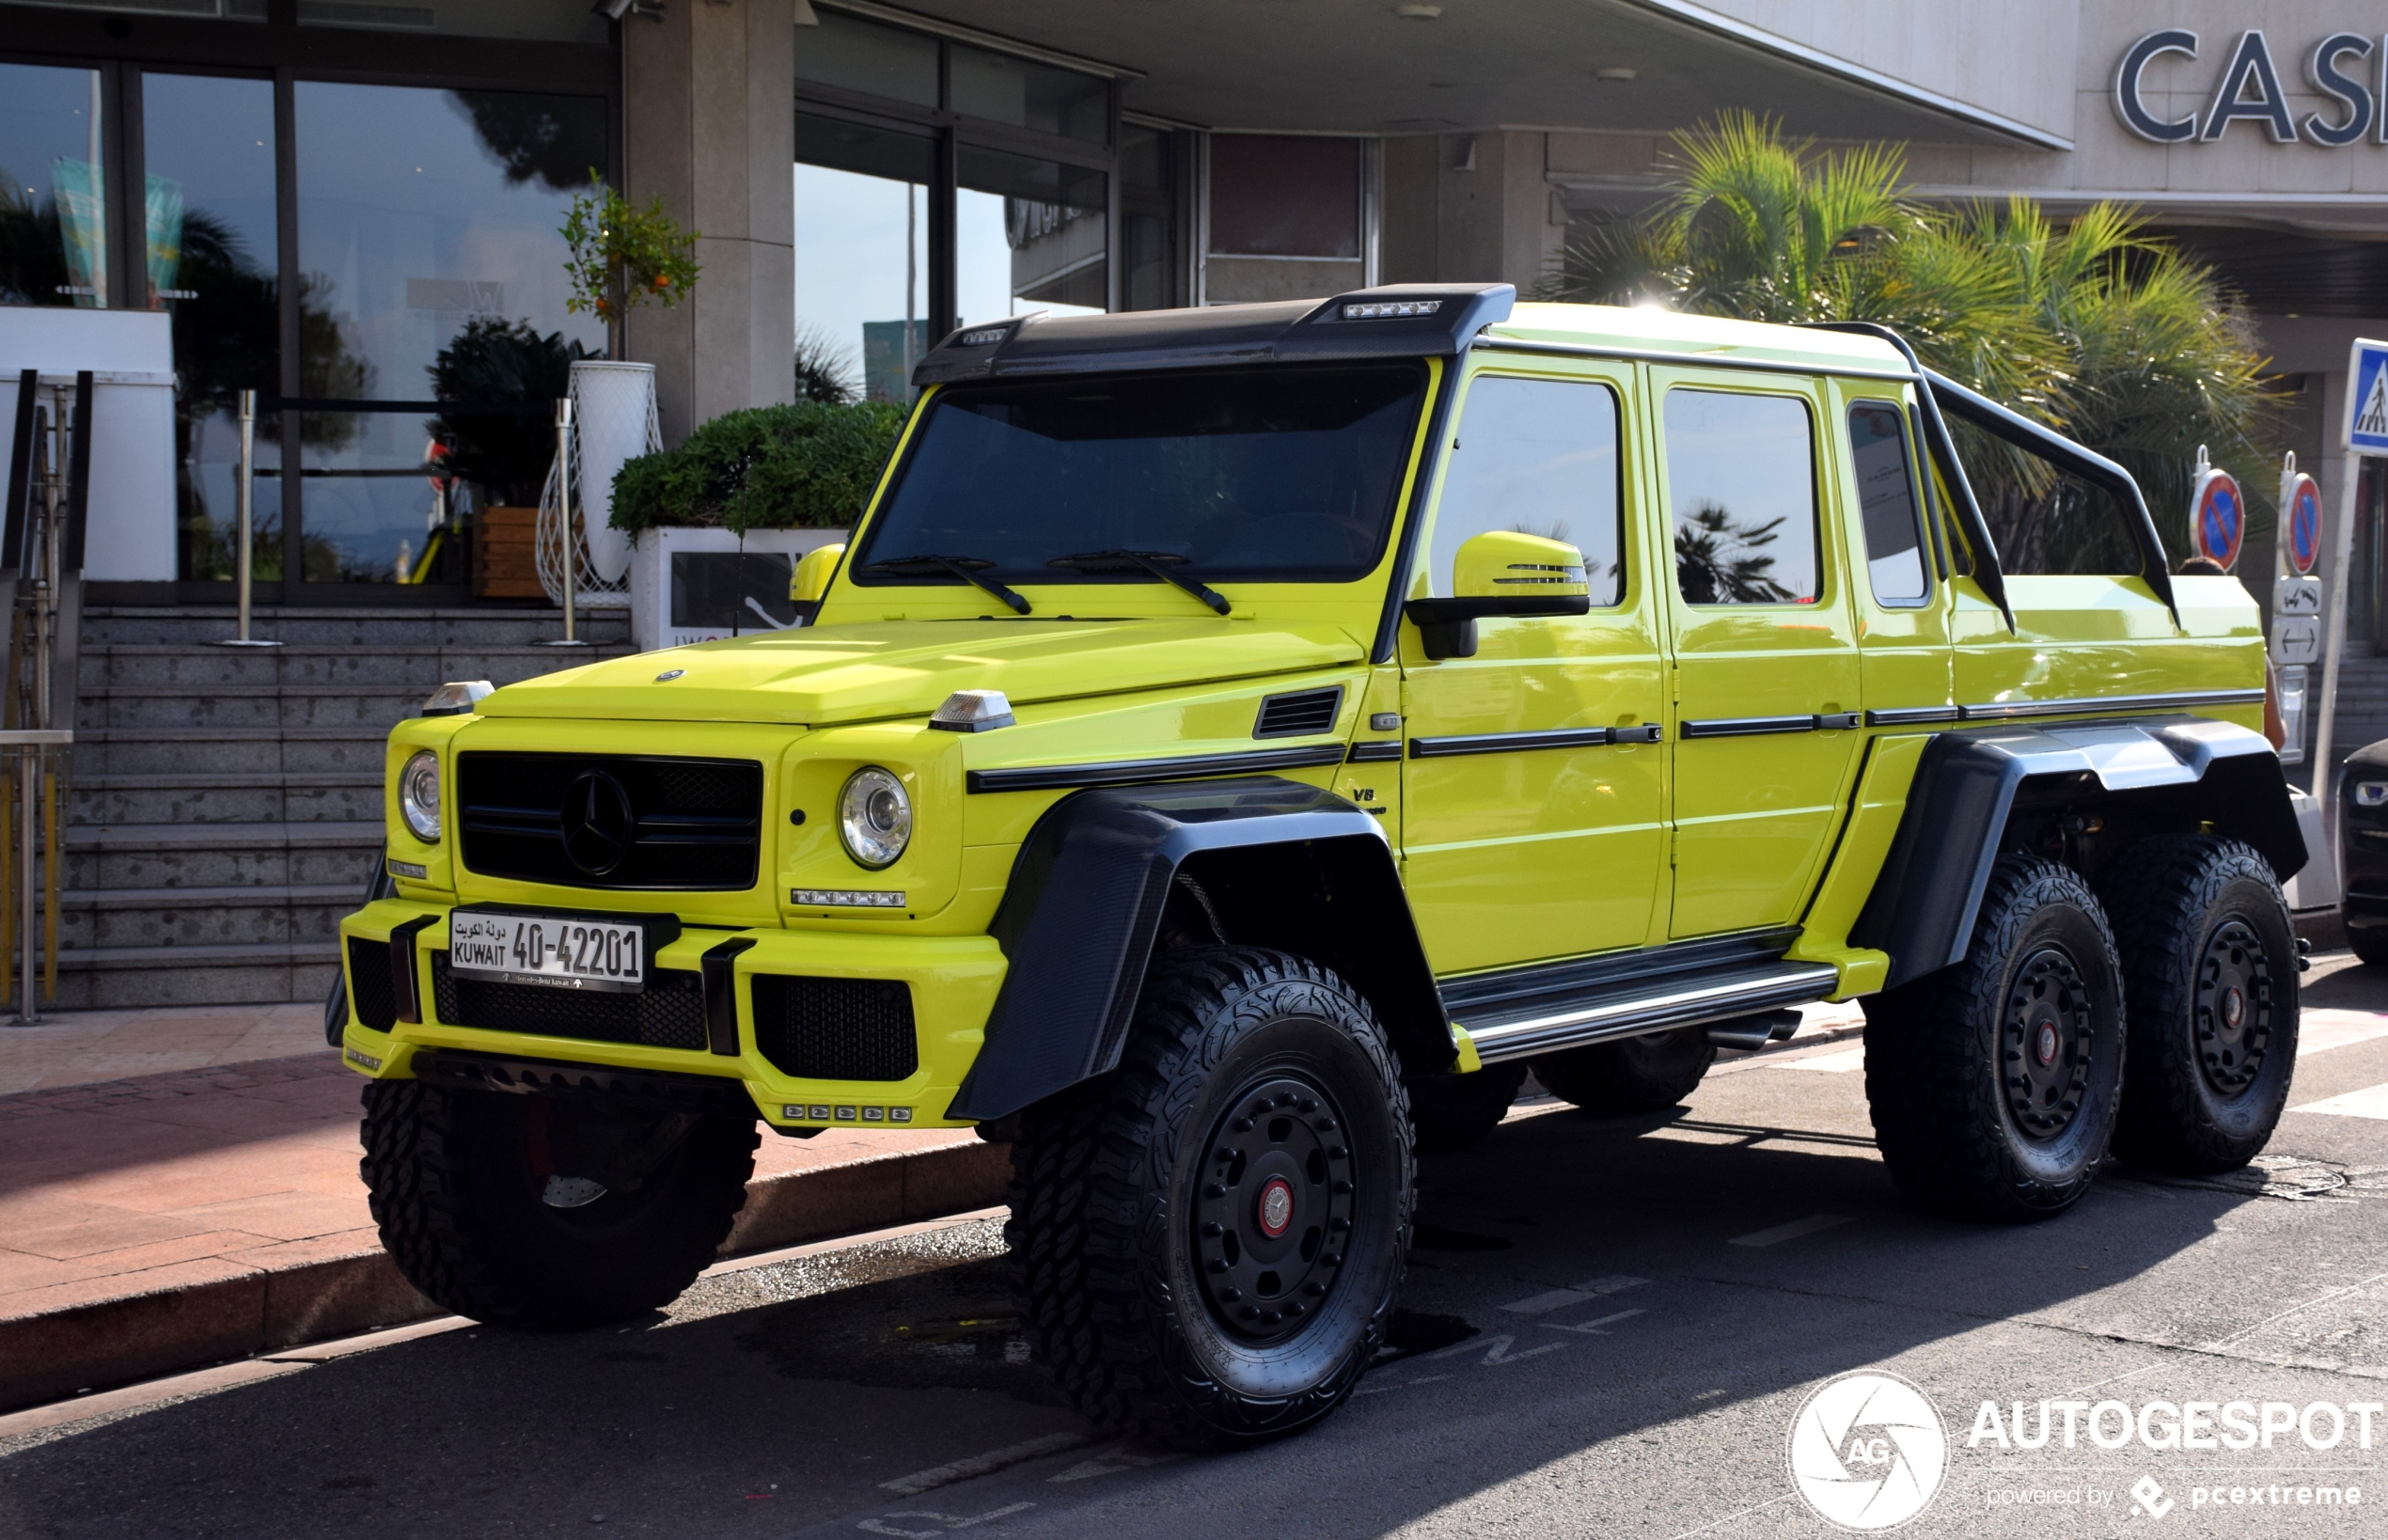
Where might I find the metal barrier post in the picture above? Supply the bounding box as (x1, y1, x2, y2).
(0, 731, 67, 1022)
(216, 389, 279, 649)
(541, 396, 587, 648)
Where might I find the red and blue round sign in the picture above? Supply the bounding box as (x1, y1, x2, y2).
(2286, 472, 2322, 574)
(2191, 466, 2245, 571)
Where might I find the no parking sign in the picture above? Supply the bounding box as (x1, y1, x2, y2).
(2286, 472, 2321, 574)
(2190, 461, 2244, 571)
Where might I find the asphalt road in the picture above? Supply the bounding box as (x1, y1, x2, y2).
(8, 960, 2388, 1539)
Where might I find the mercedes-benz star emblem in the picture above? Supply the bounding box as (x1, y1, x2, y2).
(559, 770, 635, 876)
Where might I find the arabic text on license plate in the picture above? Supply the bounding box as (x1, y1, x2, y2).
(448, 912, 645, 993)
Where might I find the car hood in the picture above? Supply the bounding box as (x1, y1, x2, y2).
(475, 619, 1369, 727)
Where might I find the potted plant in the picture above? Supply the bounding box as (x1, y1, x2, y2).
(557, 173, 700, 591)
(609, 399, 904, 650)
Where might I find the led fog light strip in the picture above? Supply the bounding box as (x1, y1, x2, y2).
(792, 888, 906, 908)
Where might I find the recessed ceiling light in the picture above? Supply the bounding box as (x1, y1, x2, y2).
(1596, 67, 1639, 81)
(1395, 4, 1442, 17)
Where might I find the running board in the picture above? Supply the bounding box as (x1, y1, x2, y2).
(1462, 961, 1839, 1064)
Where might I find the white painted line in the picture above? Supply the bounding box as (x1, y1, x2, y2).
(1570, 1275, 1648, 1296)
(1541, 1308, 1646, 1336)
(1729, 1213, 1855, 1248)
(1500, 1288, 1594, 1315)
(2299, 1011, 2388, 1058)
(2288, 1081, 2388, 1121)
(879, 1432, 1092, 1497)
(1775, 1046, 1866, 1074)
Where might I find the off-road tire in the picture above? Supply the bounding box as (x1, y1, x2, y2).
(2101, 836, 2300, 1174)
(359, 1080, 758, 1330)
(1006, 947, 1412, 1450)
(1865, 856, 2125, 1222)
(1406, 1061, 1528, 1149)
(2349, 927, 2388, 968)
(1532, 1028, 1716, 1113)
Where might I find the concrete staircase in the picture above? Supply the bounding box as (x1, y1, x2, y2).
(60, 605, 634, 1009)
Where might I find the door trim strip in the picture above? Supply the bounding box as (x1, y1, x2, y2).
(1678, 714, 1823, 739)
(1865, 705, 1962, 727)
(1956, 687, 2264, 722)
(1408, 726, 1613, 759)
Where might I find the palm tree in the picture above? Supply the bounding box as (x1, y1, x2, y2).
(1542, 114, 2282, 570)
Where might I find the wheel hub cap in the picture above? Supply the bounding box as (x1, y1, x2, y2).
(1191, 1074, 1355, 1344)
(2002, 947, 2094, 1140)
(2194, 919, 2271, 1095)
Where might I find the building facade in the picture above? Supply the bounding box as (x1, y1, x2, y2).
(5, 0, 2387, 626)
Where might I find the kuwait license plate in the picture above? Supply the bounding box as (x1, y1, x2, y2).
(448, 911, 647, 993)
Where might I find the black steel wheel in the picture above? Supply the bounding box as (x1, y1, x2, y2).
(1533, 1027, 1716, 1113)
(2102, 836, 2300, 1173)
(1007, 947, 1412, 1450)
(1865, 856, 2125, 1221)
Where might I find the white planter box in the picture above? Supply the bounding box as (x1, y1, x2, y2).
(630, 526, 847, 652)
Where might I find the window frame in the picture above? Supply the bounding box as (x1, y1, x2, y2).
(1845, 396, 1934, 610)
(1660, 384, 1827, 610)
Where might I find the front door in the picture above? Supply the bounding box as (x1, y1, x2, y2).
(1400, 362, 1668, 975)
(1653, 372, 1865, 938)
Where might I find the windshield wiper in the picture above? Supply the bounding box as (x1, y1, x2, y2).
(861, 554, 1030, 615)
(1045, 550, 1231, 616)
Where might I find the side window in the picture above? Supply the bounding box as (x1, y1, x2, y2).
(1848, 401, 1928, 606)
(1665, 389, 1819, 605)
(1429, 374, 1624, 605)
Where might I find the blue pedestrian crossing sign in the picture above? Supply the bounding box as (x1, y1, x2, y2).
(2349, 338, 2388, 454)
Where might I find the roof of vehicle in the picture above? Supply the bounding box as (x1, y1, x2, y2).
(909, 284, 1912, 386)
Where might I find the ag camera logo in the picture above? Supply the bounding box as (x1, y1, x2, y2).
(1788, 1371, 1949, 1530)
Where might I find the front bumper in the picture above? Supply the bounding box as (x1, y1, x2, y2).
(337, 899, 1006, 1131)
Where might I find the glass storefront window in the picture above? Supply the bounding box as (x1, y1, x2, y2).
(294, 81, 603, 581)
(298, 409, 463, 583)
(1205, 134, 1364, 304)
(950, 45, 1108, 144)
(0, 63, 109, 309)
(144, 72, 282, 582)
(958, 146, 1106, 325)
(1121, 123, 1174, 311)
(793, 10, 939, 109)
(8, 1, 263, 19)
(794, 114, 933, 403)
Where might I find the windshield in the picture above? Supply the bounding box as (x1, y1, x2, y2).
(850, 363, 1429, 589)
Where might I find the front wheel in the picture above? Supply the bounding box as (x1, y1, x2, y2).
(1864, 856, 2126, 1222)
(2102, 836, 2300, 1173)
(1007, 947, 1413, 1450)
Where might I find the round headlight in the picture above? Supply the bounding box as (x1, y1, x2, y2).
(399, 750, 442, 843)
(839, 767, 911, 869)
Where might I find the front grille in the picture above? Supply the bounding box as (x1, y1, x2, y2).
(430, 954, 709, 1051)
(1254, 685, 1343, 739)
(751, 975, 919, 1081)
(348, 937, 397, 1031)
(458, 753, 763, 890)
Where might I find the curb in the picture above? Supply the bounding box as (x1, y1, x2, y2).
(0, 1136, 1011, 1415)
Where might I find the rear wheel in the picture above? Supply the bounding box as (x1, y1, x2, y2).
(1007, 947, 1411, 1450)
(359, 1080, 758, 1330)
(1865, 856, 2125, 1221)
(1533, 1028, 1715, 1113)
(2101, 836, 2300, 1173)
(1406, 1061, 1527, 1149)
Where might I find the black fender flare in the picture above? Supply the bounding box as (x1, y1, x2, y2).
(946, 776, 1450, 1124)
(1852, 715, 2305, 991)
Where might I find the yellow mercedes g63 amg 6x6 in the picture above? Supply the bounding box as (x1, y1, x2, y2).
(338, 284, 2301, 1449)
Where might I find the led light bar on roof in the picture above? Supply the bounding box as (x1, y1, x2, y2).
(957, 327, 1010, 346)
(1343, 299, 1443, 320)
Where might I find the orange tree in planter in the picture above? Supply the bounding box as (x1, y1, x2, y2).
(561, 171, 701, 355)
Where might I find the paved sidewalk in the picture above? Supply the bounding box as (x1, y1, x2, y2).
(0, 1008, 1004, 1411)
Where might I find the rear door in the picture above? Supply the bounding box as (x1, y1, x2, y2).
(1652, 369, 1864, 938)
(1399, 360, 1668, 974)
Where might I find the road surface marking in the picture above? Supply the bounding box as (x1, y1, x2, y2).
(1775, 1045, 1866, 1074)
(1729, 1213, 1854, 1248)
(1571, 1274, 1648, 1296)
(879, 1433, 1091, 1496)
(1541, 1308, 1646, 1336)
(1423, 1331, 1568, 1366)
(1501, 1288, 1595, 1315)
(861, 1502, 1036, 1536)
(2299, 1010, 2388, 1057)
(2289, 1081, 2388, 1120)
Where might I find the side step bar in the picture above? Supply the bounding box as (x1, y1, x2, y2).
(1463, 961, 1838, 1065)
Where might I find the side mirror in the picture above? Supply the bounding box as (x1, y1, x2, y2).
(788, 542, 845, 624)
(1403, 530, 1591, 660)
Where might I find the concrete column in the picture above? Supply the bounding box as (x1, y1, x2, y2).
(623, 0, 796, 446)
(1379, 131, 1561, 292)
